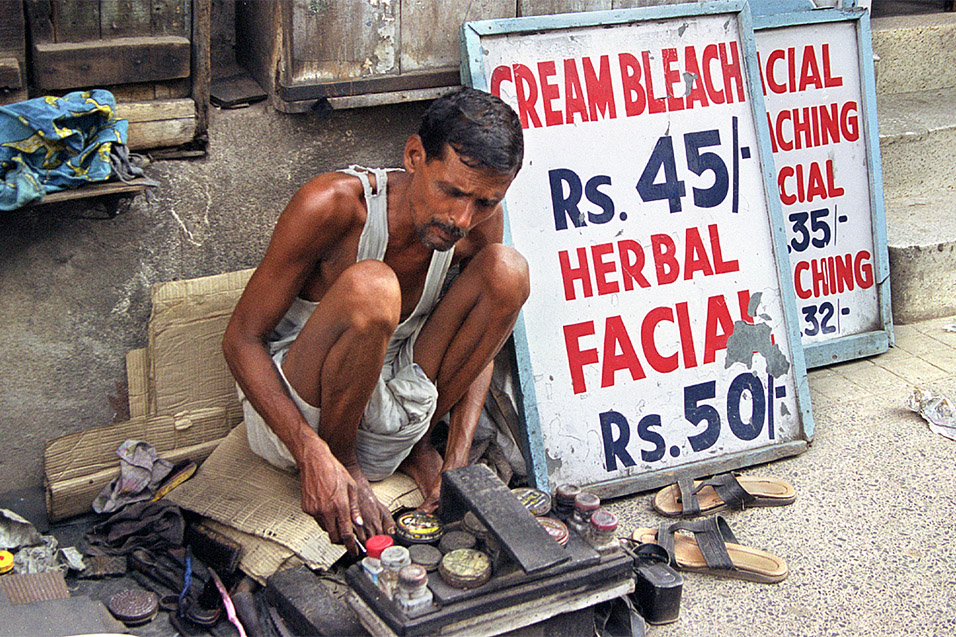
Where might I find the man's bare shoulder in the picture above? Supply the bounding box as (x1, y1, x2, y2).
(281, 171, 367, 231)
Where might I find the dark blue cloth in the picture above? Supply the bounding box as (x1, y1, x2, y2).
(0, 89, 128, 210)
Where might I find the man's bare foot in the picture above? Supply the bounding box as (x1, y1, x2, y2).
(399, 439, 444, 512)
(344, 463, 395, 541)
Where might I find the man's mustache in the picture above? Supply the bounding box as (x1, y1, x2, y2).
(427, 220, 466, 241)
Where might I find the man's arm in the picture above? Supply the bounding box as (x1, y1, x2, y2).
(222, 175, 365, 549)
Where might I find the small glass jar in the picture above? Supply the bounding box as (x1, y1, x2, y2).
(553, 484, 581, 521)
(586, 509, 621, 556)
(567, 491, 601, 537)
(379, 545, 411, 599)
(362, 557, 383, 585)
(394, 564, 433, 614)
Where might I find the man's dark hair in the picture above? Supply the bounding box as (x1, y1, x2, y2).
(418, 87, 524, 175)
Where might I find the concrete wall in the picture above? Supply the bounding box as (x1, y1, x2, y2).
(0, 100, 428, 491)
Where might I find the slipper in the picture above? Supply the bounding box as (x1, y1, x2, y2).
(633, 516, 787, 584)
(653, 473, 795, 517)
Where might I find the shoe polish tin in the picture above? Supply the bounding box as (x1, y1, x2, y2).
(395, 511, 444, 545)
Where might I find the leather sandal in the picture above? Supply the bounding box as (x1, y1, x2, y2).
(633, 516, 787, 584)
(653, 473, 795, 517)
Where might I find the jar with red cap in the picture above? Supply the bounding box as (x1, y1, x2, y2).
(366, 534, 393, 559)
(586, 509, 621, 555)
(567, 491, 600, 537)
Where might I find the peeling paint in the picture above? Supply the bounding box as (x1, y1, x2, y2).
(546, 447, 563, 474)
(678, 23, 688, 37)
(682, 72, 698, 98)
(780, 403, 791, 417)
(725, 320, 791, 378)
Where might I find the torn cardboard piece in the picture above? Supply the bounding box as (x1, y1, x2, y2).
(166, 422, 423, 574)
(44, 407, 232, 521)
(147, 268, 253, 423)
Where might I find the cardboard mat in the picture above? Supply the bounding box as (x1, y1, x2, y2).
(167, 422, 423, 575)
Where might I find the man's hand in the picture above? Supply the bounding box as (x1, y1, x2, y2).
(297, 440, 365, 554)
(297, 438, 394, 553)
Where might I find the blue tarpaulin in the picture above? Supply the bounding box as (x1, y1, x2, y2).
(0, 89, 128, 211)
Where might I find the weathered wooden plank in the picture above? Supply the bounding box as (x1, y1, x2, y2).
(0, 57, 22, 90)
(153, 77, 192, 99)
(28, 179, 150, 206)
(519, 0, 612, 16)
(116, 97, 195, 122)
(33, 35, 191, 90)
(24, 0, 55, 44)
(401, 0, 513, 72)
(151, 0, 191, 36)
(191, 0, 210, 138)
(52, 0, 101, 43)
(127, 117, 196, 150)
(235, 0, 278, 103)
(288, 0, 398, 83)
(100, 0, 153, 38)
(110, 83, 162, 101)
(0, 0, 26, 56)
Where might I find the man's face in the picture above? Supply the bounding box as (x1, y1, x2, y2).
(406, 141, 515, 252)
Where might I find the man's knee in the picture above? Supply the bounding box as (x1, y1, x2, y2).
(337, 260, 402, 332)
(470, 244, 530, 310)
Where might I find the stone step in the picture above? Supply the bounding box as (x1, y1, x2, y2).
(877, 87, 956, 195)
(872, 13, 956, 95)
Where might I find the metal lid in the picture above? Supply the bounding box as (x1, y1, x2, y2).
(537, 516, 570, 546)
(439, 549, 492, 590)
(589, 509, 618, 532)
(512, 487, 552, 516)
(380, 545, 411, 570)
(461, 511, 488, 539)
(408, 544, 443, 572)
(574, 492, 601, 512)
(108, 589, 159, 626)
(398, 564, 429, 590)
(555, 484, 582, 506)
(395, 511, 444, 544)
(439, 530, 477, 554)
(0, 550, 13, 574)
(366, 534, 394, 559)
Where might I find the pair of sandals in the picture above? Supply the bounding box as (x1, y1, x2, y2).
(633, 473, 795, 584)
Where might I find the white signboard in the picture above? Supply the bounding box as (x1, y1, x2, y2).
(755, 12, 893, 367)
(462, 3, 813, 496)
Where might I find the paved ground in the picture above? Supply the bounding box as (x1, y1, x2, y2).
(604, 315, 956, 636)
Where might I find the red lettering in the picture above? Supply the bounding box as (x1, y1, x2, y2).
(651, 234, 679, 285)
(584, 55, 617, 121)
(718, 41, 745, 104)
(684, 46, 709, 109)
(619, 53, 646, 117)
(709, 224, 740, 274)
(565, 321, 598, 395)
(702, 44, 724, 104)
(822, 44, 843, 88)
(794, 261, 811, 299)
(490, 65, 512, 98)
(558, 247, 592, 301)
(619, 240, 651, 290)
(703, 294, 735, 364)
(683, 226, 714, 280)
(675, 301, 698, 369)
(513, 64, 542, 129)
(591, 243, 619, 295)
(602, 316, 646, 388)
(537, 60, 563, 127)
(564, 59, 589, 124)
(662, 48, 684, 112)
(642, 50, 666, 114)
(798, 45, 823, 91)
(641, 307, 678, 374)
(767, 49, 787, 94)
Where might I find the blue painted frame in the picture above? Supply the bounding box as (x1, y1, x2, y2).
(754, 8, 894, 368)
(461, 2, 814, 496)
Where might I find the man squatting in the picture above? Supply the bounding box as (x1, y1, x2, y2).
(223, 88, 529, 553)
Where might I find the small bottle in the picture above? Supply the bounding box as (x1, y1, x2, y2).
(586, 509, 621, 556)
(362, 557, 383, 585)
(394, 564, 433, 614)
(568, 491, 600, 537)
(553, 484, 581, 521)
(379, 545, 411, 599)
